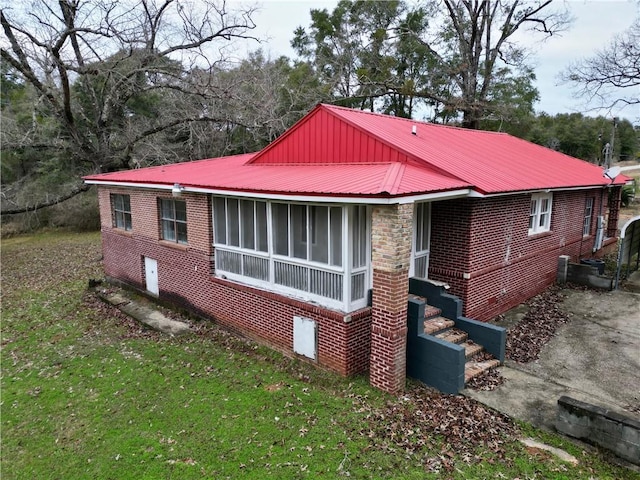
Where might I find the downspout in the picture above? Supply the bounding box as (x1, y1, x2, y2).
(593, 188, 605, 253)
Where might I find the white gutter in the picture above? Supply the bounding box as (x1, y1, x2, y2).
(84, 179, 472, 204)
(468, 183, 626, 198)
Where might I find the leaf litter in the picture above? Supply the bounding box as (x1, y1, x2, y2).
(504, 285, 571, 364)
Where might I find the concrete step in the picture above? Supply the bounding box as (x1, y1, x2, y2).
(464, 358, 501, 382)
(423, 316, 455, 335)
(435, 328, 468, 344)
(461, 340, 484, 359)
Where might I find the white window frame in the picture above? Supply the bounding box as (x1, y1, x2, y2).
(111, 193, 132, 231)
(214, 197, 268, 252)
(583, 197, 594, 237)
(159, 198, 187, 244)
(528, 192, 552, 235)
(410, 202, 431, 278)
(213, 197, 370, 312)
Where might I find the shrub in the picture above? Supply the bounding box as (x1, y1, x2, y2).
(621, 183, 636, 207)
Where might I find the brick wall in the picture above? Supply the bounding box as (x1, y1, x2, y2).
(96, 184, 620, 386)
(430, 188, 613, 321)
(97, 186, 372, 377)
(369, 203, 413, 394)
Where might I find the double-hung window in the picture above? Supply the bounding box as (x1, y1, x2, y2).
(111, 193, 132, 231)
(583, 197, 594, 236)
(159, 198, 187, 244)
(528, 192, 552, 235)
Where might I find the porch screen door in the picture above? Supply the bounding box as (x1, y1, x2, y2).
(412, 202, 431, 278)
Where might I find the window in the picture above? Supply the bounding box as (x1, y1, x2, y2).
(352, 205, 367, 269)
(111, 194, 132, 231)
(528, 192, 552, 235)
(159, 198, 187, 244)
(273, 203, 343, 267)
(415, 202, 430, 253)
(583, 197, 594, 236)
(213, 197, 368, 311)
(214, 197, 267, 252)
(413, 202, 431, 278)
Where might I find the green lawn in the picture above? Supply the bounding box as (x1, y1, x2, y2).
(1, 231, 637, 479)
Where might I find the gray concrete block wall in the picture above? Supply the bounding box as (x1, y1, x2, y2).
(557, 255, 569, 284)
(556, 396, 640, 465)
(556, 256, 613, 290)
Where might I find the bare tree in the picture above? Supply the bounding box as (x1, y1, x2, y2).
(562, 18, 640, 112)
(1, 0, 258, 214)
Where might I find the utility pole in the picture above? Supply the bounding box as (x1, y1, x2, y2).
(602, 117, 618, 169)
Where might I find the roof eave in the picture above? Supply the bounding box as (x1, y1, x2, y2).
(469, 182, 625, 198)
(84, 179, 472, 204)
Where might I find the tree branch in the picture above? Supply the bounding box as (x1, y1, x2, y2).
(1, 183, 90, 215)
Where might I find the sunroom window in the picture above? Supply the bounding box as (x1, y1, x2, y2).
(273, 203, 342, 267)
(214, 197, 267, 251)
(213, 198, 369, 312)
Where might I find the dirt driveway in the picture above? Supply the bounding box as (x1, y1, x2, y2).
(465, 288, 640, 429)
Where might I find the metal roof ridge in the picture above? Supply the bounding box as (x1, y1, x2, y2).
(379, 163, 406, 195)
(242, 161, 396, 167)
(321, 103, 509, 135)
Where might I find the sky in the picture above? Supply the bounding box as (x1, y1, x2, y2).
(238, 0, 638, 120)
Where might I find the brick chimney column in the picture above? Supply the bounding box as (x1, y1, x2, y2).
(369, 202, 413, 394)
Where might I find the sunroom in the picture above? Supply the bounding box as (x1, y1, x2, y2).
(212, 197, 371, 312)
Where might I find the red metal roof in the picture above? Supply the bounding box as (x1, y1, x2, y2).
(315, 104, 627, 194)
(84, 153, 470, 197)
(84, 104, 627, 198)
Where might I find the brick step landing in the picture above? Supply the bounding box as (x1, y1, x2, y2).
(435, 327, 468, 344)
(464, 358, 501, 382)
(423, 316, 455, 334)
(460, 340, 484, 359)
(409, 295, 442, 320)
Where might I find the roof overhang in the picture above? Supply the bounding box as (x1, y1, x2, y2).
(468, 183, 626, 198)
(84, 179, 472, 204)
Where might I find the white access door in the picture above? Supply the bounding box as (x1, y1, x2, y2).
(144, 257, 159, 296)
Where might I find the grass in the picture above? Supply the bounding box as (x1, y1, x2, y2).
(2, 230, 638, 479)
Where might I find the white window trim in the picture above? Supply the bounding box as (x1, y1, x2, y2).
(528, 192, 553, 235)
(410, 202, 431, 278)
(583, 197, 594, 237)
(213, 198, 370, 312)
(111, 193, 132, 231)
(159, 198, 188, 244)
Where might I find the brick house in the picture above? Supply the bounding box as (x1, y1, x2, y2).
(84, 104, 625, 394)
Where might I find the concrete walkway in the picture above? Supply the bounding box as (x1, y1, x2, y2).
(97, 290, 192, 336)
(464, 289, 640, 431)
